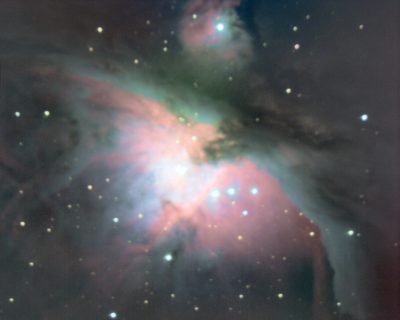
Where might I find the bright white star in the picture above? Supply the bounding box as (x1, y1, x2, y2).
(164, 253, 173, 262)
(215, 23, 225, 32)
(227, 187, 236, 196)
(250, 187, 258, 195)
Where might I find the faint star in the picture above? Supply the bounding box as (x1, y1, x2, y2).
(211, 189, 221, 198)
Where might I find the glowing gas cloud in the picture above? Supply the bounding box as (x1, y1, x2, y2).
(179, 0, 252, 62)
(76, 72, 303, 253)
(35, 66, 328, 319)
(2, 1, 397, 319)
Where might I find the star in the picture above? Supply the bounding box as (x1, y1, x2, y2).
(250, 187, 259, 195)
(211, 189, 221, 198)
(164, 253, 173, 262)
(215, 23, 225, 32)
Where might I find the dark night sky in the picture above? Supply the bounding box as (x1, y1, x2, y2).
(0, 1, 399, 320)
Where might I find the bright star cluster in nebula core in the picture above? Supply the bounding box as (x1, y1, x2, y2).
(0, 1, 399, 320)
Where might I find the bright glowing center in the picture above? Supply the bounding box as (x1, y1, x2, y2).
(175, 164, 189, 175)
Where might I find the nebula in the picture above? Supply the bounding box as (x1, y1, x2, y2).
(179, 0, 252, 64)
(0, 1, 398, 320)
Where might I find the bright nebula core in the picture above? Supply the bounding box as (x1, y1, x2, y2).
(0, 0, 398, 320)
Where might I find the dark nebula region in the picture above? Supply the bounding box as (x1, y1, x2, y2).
(0, 1, 399, 319)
